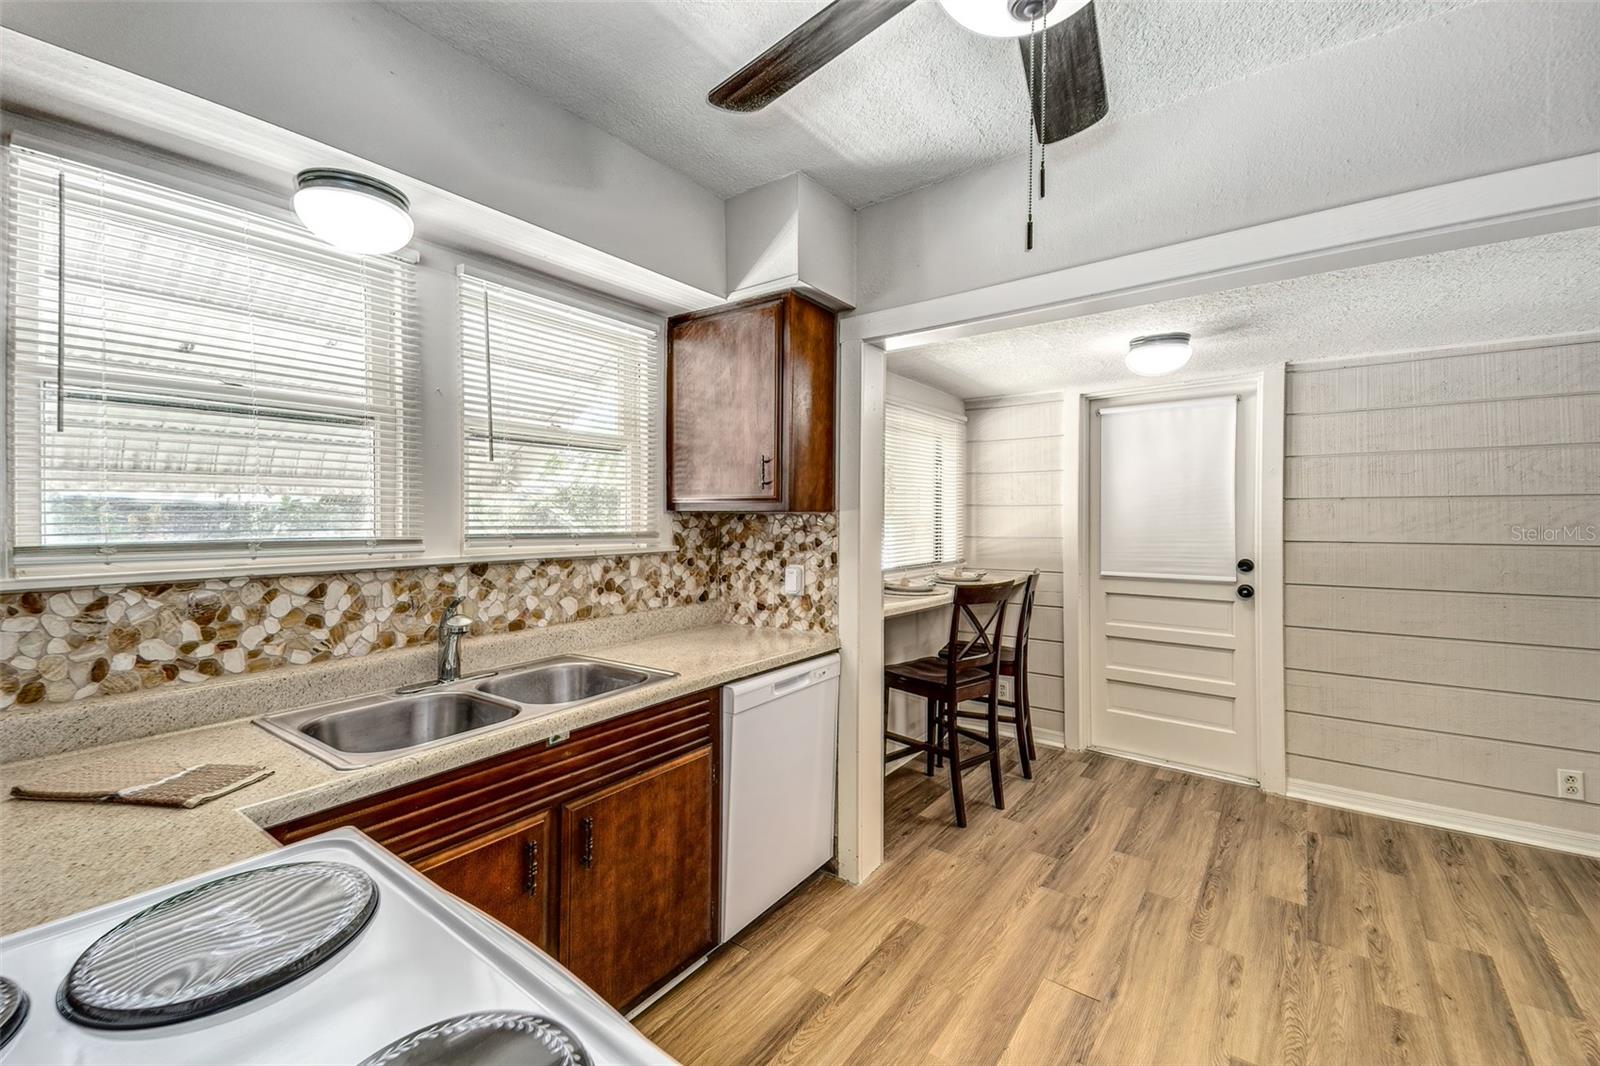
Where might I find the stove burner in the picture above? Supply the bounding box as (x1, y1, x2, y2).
(0, 977, 28, 1050)
(58, 861, 377, 1029)
(360, 1011, 591, 1066)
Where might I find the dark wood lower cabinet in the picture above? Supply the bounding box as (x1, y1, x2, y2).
(560, 748, 716, 1008)
(269, 690, 720, 1011)
(415, 809, 555, 955)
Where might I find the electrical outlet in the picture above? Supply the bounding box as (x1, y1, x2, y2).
(997, 677, 1014, 702)
(1558, 770, 1585, 800)
(783, 564, 805, 597)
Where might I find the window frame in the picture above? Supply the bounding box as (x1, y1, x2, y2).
(454, 261, 672, 560)
(0, 129, 673, 591)
(881, 399, 967, 574)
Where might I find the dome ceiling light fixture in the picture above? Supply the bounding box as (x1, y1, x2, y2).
(292, 169, 413, 256)
(937, 0, 1089, 38)
(1126, 332, 1194, 377)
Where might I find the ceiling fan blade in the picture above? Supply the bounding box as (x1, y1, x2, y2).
(709, 0, 916, 113)
(1019, 1, 1108, 144)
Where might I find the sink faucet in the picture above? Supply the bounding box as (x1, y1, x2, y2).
(395, 596, 498, 694)
(437, 596, 473, 683)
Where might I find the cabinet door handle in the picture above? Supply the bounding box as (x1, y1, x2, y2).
(579, 817, 595, 868)
(523, 840, 539, 896)
(759, 454, 773, 489)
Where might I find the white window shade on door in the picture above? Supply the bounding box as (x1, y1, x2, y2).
(883, 403, 966, 571)
(1099, 395, 1236, 580)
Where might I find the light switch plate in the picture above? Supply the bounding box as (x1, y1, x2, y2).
(783, 564, 805, 596)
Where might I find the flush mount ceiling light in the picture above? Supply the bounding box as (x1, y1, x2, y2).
(293, 169, 413, 255)
(1126, 332, 1194, 377)
(937, 0, 1088, 37)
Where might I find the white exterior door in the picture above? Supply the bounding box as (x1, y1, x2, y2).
(1088, 388, 1259, 781)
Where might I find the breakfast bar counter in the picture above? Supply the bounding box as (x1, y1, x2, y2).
(882, 587, 954, 619)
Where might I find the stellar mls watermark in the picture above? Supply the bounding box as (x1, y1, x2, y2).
(1508, 523, 1598, 543)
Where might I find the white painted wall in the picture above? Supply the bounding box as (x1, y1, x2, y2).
(795, 174, 857, 309)
(854, 1, 1600, 312)
(885, 371, 964, 418)
(725, 176, 801, 297)
(725, 173, 857, 308)
(1283, 338, 1600, 845)
(1, 0, 728, 297)
(964, 394, 1071, 744)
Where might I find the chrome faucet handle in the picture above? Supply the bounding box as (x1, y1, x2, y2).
(441, 595, 471, 632)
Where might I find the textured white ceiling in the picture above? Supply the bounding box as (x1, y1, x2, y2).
(886, 228, 1600, 398)
(378, 0, 1472, 208)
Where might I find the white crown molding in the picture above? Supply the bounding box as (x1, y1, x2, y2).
(1287, 779, 1600, 859)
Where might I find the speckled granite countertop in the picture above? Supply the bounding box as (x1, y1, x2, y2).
(882, 588, 954, 620)
(0, 622, 838, 935)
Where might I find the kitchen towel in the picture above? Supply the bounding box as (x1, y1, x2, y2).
(10, 763, 273, 809)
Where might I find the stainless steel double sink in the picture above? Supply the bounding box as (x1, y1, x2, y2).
(257, 655, 676, 770)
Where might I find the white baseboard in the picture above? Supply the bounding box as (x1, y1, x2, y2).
(1286, 779, 1600, 859)
(883, 721, 1068, 777)
(1091, 746, 1260, 787)
(999, 720, 1068, 750)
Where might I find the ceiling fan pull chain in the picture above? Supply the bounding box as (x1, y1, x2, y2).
(1039, 4, 1048, 198)
(1025, 14, 1036, 251)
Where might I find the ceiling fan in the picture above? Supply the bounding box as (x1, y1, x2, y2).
(708, 0, 1108, 249)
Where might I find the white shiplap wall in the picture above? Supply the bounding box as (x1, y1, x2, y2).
(966, 395, 1070, 742)
(1284, 339, 1600, 840)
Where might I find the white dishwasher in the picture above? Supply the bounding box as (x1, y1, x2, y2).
(720, 653, 840, 943)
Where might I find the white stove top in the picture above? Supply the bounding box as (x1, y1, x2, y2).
(0, 829, 675, 1065)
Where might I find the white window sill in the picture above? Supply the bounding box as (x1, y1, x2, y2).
(1, 538, 680, 592)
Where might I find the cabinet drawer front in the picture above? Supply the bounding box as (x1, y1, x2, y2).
(270, 690, 716, 860)
(669, 300, 782, 503)
(559, 746, 717, 1009)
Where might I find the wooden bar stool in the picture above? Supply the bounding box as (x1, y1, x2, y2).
(940, 569, 1041, 778)
(883, 579, 1013, 827)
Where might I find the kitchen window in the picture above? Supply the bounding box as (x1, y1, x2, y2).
(3, 145, 422, 580)
(458, 271, 664, 549)
(882, 402, 966, 571)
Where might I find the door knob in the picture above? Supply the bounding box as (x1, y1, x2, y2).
(1237, 558, 1254, 573)
(1237, 584, 1255, 600)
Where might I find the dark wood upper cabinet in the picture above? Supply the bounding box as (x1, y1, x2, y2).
(415, 809, 555, 955)
(559, 747, 717, 1009)
(668, 290, 836, 512)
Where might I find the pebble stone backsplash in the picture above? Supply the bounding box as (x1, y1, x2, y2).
(0, 512, 837, 711)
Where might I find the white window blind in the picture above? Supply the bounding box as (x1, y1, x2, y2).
(883, 402, 966, 571)
(4, 146, 422, 572)
(1099, 395, 1236, 580)
(458, 271, 663, 545)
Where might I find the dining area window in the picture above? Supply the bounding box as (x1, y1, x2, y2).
(882, 402, 966, 572)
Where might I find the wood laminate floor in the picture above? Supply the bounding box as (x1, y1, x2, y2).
(637, 745, 1600, 1066)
